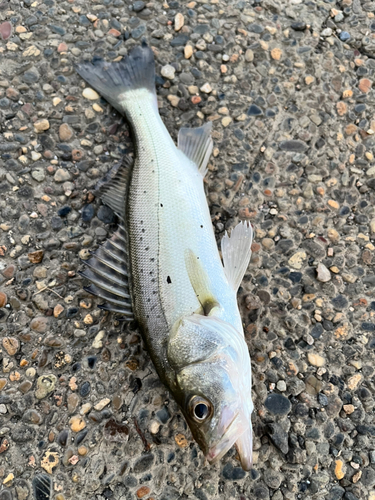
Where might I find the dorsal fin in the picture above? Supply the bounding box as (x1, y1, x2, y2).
(178, 122, 213, 177)
(221, 221, 253, 291)
(94, 156, 133, 218)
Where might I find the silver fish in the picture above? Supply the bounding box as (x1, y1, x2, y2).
(76, 43, 254, 470)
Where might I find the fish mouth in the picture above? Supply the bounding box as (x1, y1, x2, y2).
(206, 411, 252, 469)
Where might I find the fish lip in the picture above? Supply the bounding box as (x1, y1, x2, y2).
(205, 412, 242, 465)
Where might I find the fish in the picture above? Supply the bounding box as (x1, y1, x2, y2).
(75, 43, 254, 470)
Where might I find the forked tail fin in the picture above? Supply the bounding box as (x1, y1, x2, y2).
(75, 42, 156, 115)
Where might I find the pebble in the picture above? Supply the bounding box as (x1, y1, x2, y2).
(69, 415, 86, 432)
(175, 13, 184, 31)
(34, 119, 50, 133)
(54, 169, 71, 182)
(0, 292, 7, 308)
(82, 88, 100, 100)
(264, 393, 291, 415)
(35, 375, 57, 399)
(161, 65, 175, 80)
(200, 83, 212, 93)
(307, 353, 325, 367)
(316, 263, 331, 282)
(59, 123, 74, 142)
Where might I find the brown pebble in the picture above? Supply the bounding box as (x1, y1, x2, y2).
(78, 446, 87, 456)
(30, 317, 49, 333)
(59, 123, 74, 142)
(57, 42, 68, 52)
(72, 149, 84, 161)
(108, 28, 121, 37)
(2, 337, 19, 356)
(137, 486, 151, 498)
(0, 438, 9, 453)
(69, 415, 86, 432)
(0, 21, 12, 40)
(0, 292, 7, 308)
(175, 433, 188, 448)
(0, 379, 7, 391)
(28, 250, 44, 264)
(2, 265, 15, 279)
(54, 304, 65, 318)
(358, 78, 372, 93)
(336, 101, 347, 116)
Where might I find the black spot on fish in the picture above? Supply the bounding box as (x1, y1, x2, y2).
(160, 203, 163, 207)
(200, 225, 203, 228)
(167, 276, 172, 284)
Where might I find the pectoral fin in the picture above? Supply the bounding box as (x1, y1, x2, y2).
(185, 249, 219, 315)
(221, 221, 253, 291)
(178, 122, 213, 177)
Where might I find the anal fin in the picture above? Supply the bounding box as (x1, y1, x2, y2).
(221, 221, 253, 291)
(80, 223, 133, 319)
(178, 122, 213, 177)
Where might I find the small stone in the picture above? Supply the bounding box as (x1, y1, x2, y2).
(343, 404, 355, 414)
(339, 31, 350, 42)
(82, 88, 100, 100)
(54, 304, 64, 318)
(30, 317, 49, 333)
(3, 337, 19, 356)
(316, 263, 331, 282)
(69, 415, 86, 432)
(161, 64, 175, 80)
(328, 199, 339, 209)
(175, 433, 188, 448)
(0, 22, 12, 41)
(288, 251, 307, 270)
(0, 292, 7, 308)
(0, 379, 7, 391)
(335, 459, 346, 480)
(35, 375, 57, 399)
(174, 13, 184, 31)
(54, 169, 71, 182)
(184, 45, 193, 59)
(34, 119, 50, 133)
(307, 353, 325, 367)
(59, 123, 73, 141)
(137, 486, 151, 498)
(264, 393, 291, 415)
(94, 398, 110, 411)
(276, 380, 286, 392)
(321, 28, 332, 36)
(336, 101, 347, 116)
(327, 228, 340, 243)
(41, 451, 59, 474)
(245, 49, 254, 62)
(200, 83, 212, 93)
(359, 78, 372, 93)
(271, 47, 282, 60)
(221, 116, 232, 127)
(28, 250, 44, 264)
(347, 374, 362, 390)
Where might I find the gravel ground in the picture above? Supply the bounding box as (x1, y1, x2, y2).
(1, 0, 375, 499)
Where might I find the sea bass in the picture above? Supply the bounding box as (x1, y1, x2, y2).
(76, 44, 254, 470)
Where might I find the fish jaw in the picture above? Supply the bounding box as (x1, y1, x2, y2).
(206, 410, 252, 468)
(235, 425, 253, 471)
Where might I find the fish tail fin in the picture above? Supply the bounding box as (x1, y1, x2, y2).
(75, 42, 156, 115)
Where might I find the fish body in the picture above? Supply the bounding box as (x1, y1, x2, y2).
(76, 44, 254, 469)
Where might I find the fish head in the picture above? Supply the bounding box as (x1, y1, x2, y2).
(168, 315, 253, 470)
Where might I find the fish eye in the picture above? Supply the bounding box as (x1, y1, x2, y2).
(188, 396, 212, 422)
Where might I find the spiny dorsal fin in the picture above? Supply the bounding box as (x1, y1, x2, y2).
(94, 156, 133, 219)
(221, 221, 253, 292)
(80, 222, 133, 319)
(178, 122, 213, 177)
